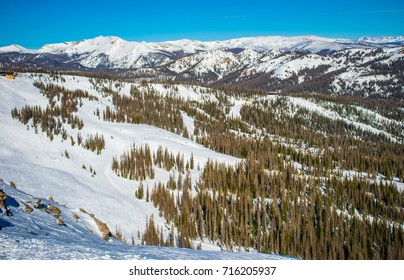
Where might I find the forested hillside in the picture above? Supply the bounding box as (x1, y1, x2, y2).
(1, 72, 403, 259)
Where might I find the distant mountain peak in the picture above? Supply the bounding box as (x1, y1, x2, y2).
(358, 35, 404, 44)
(0, 44, 34, 53)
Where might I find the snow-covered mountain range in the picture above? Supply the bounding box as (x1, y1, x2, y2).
(358, 36, 404, 45)
(1, 35, 403, 97)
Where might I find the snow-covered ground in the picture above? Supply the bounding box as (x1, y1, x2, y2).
(1, 72, 402, 259)
(254, 95, 402, 143)
(228, 99, 248, 119)
(0, 74, 238, 252)
(0, 182, 289, 260)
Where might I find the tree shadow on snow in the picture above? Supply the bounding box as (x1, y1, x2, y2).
(0, 218, 13, 229)
(5, 196, 19, 208)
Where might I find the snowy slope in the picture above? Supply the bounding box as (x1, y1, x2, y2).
(2, 34, 400, 69)
(358, 36, 404, 45)
(0, 181, 289, 260)
(168, 50, 241, 81)
(284, 96, 400, 142)
(36, 35, 385, 57)
(39, 36, 174, 68)
(0, 44, 35, 54)
(0, 74, 239, 251)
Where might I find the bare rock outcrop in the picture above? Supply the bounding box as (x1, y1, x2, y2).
(47, 205, 61, 218)
(33, 199, 42, 209)
(0, 189, 6, 209)
(93, 217, 112, 240)
(22, 202, 33, 214)
(57, 218, 65, 226)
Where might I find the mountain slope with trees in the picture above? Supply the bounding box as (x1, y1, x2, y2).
(0, 72, 403, 259)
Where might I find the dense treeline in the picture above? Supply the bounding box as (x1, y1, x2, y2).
(112, 144, 155, 181)
(10, 82, 97, 140)
(103, 84, 185, 135)
(83, 133, 105, 155)
(185, 92, 403, 183)
(113, 144, 193, 181)
(141, 215, 167, 246)
(135, 83, 404, 259)
(153, 145, 188, 174)
(150, 159, 404, 259)
(11, 105, 67, 140)
(151, 172, 197, 249)
(239, 98, 404, 181)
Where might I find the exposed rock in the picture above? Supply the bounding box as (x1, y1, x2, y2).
(9, 181, 16, 188)
(57, 218, 65, 226)
(49, 197, 55, 202)
(23, 203, 33, 214)
(33, 199, 42, 209)
(78, 208, 111, 240)
(0, 189, 7, 209)
(93, 217, 111, 240)
(47, 205, 61, 218)
(72, 213, 80, 222)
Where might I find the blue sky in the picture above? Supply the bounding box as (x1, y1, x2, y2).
(2, 0, 403, 48)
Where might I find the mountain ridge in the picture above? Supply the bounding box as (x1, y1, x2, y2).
(1, 35, 403, 98)
(3, 34, 404, 54)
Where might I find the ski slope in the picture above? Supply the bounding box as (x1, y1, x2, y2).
(0, 74, 238, 250)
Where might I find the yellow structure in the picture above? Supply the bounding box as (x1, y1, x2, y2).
(0, 72, 15, 79)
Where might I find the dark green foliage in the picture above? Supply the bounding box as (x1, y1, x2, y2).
(151, 158, 404, 259)
(103, 85, 185, 135)
(83, 133, 105, 155)
(10, 82, 96, 140)
(153, 145, 186, 173)
(141, 215, 165, 246)
(112, 144, 155, 180)
(136, 182, 144, 199)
